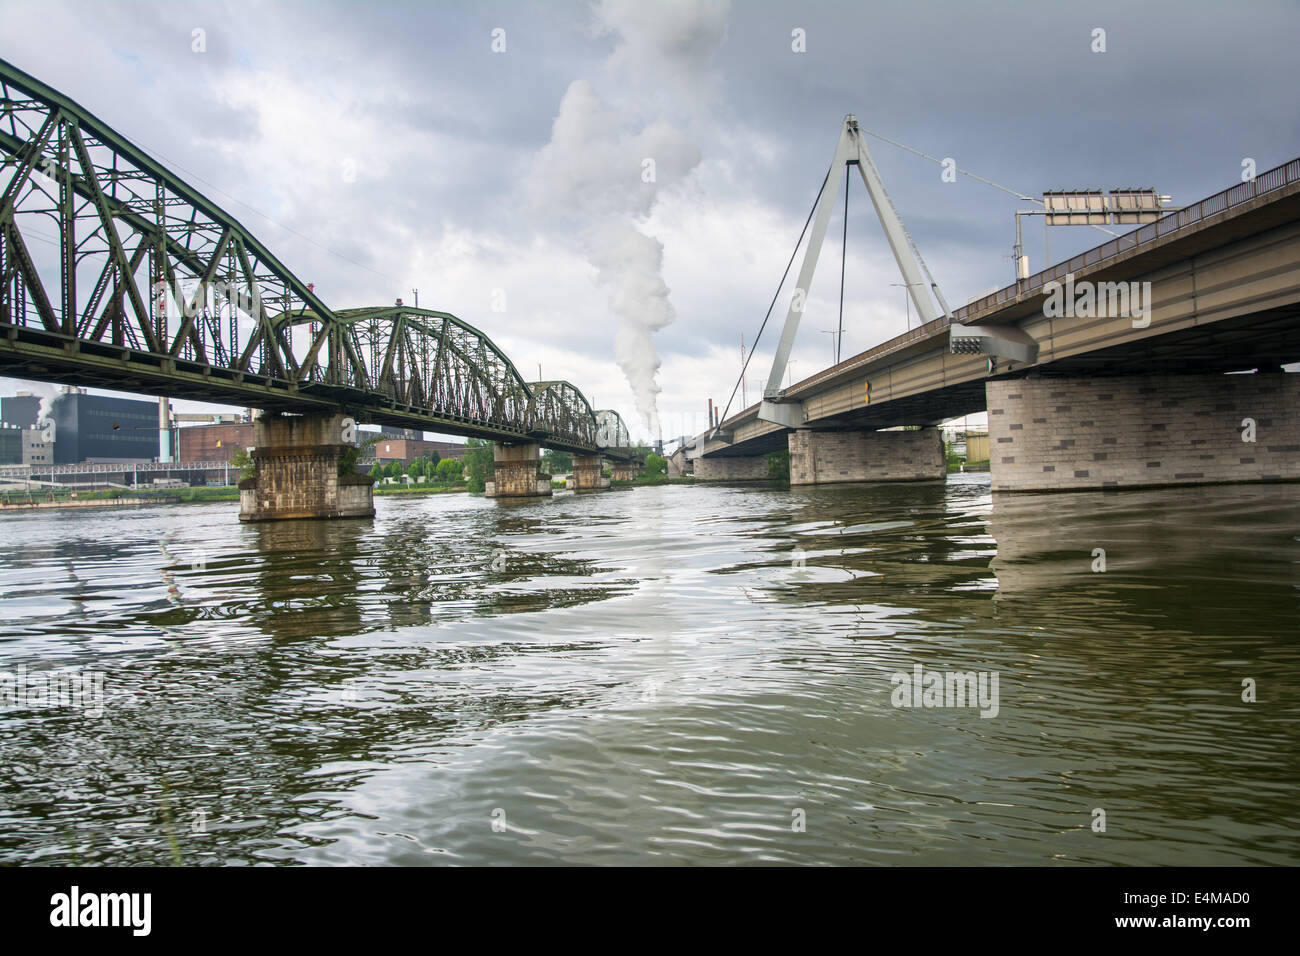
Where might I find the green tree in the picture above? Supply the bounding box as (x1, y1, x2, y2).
(340, 432, 381, 476)
(369, 461, 384, 481)
(642, 453, 667, 477)
(462, 438, 494, 493)
(408, 458, 425, 478)
(385, 461, 403, 479)
(767, 449, 790, 481)
(435, 457, 463, 484)
(541, 449, 572, 474)
(232, 447, 255, 481)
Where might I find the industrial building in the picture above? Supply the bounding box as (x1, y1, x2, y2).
(370, 436, 466, 466)
(0, 425, 18, 465)
(176, 422, 255, 463)
(0, 388, 158, 463)
(0, 424, 55, 466)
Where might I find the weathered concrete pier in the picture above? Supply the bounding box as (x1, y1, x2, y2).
(485, 442, 553, 498)
(238, 412, 375, 522)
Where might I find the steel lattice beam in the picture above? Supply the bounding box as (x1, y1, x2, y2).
(0, 57, 619, 455)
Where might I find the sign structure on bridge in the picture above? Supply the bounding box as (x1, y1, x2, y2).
(1042, 188, 1168, 226)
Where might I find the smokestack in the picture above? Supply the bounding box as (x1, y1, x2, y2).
(158, 396, 172, 463)
(707, 398, 713, 431)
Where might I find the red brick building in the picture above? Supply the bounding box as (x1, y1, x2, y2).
(372, 437, 466, 465)
(176, 423, 466, 467)
(176, 423, 255, 462)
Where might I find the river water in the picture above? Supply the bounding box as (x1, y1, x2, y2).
(0, 475, 1296, 865)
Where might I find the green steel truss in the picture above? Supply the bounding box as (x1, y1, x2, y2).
(0, 58, 624, 456)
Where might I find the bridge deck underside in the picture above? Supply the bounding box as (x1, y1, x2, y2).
(704, 301, 1300, 458)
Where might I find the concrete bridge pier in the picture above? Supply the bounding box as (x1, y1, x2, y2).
(568, 454, 610, 490)
(486, 442, 553, 498)
(238, 411, 375, 522)
(694, 455, 770, 481)
(787, 427, 945, 485)
(610, 462, 638, 482)
(987, 373, 1300, 492)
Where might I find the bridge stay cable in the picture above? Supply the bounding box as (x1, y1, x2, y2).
(711, 163, 831, 436)
(752, 114, 952, 432)
(859, 126, 1119, 240)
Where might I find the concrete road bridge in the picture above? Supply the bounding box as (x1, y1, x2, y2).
(0, 58, 640, 520)
(689, 117, 1300, 493)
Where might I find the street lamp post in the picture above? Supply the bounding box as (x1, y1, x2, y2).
(819, 329, 841, 365)
(890, 282, 916, 331)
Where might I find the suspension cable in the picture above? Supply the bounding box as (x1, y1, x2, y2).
(714, 163, 832, 428)
(858, 126, 1117, 237)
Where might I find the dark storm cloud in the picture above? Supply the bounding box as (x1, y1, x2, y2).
(708, 0, 1300, 279)
(2, 0, 1297, 431)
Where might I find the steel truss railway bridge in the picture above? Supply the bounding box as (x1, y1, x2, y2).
(0, 58, 639, 521)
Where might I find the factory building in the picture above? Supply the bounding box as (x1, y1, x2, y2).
(175, 422, 255, 462)
(0, 388, 158, 463)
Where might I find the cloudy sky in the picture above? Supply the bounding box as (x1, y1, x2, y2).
(2, 0, 1298, 442)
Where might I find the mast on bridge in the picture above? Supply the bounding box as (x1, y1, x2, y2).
(759, 114, 951, 429)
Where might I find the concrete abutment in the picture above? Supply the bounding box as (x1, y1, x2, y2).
(694, 455, 770, 481)
(568, 454, 609, 491)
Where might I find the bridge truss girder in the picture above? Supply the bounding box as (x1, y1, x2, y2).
(0, 57, 616, 457)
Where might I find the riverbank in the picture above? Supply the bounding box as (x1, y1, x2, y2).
(374, 483, 469, 497)
(0, 481, 475, 513)
(609, 475, 696, 487)
(0, 493, 183, 511)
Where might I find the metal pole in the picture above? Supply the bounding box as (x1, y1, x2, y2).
(764, 120, 854, 398)
(1015, 211, 1024, 284)
(837, 163, 849, 365)
(740, 333, 747, 407)
(891, 283, 911, 330)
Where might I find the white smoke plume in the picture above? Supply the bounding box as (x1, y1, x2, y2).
(9, 379, 63, 429)
(36, 393, 61, 427)
(526, 1, 728, 436)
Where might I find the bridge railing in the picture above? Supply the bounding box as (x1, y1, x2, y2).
(958, 156, 1300, 320)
